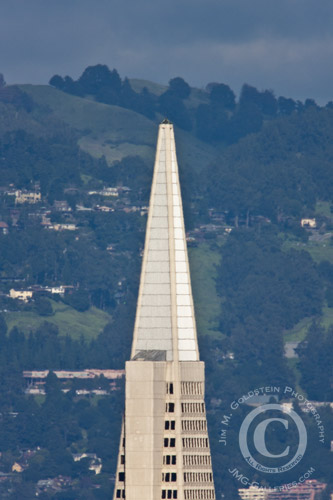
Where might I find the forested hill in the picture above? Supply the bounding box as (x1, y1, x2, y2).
(0, 66, 332, 498)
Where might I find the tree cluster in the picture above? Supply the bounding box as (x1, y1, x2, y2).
(205, 106, 333, 224)
(298, 322, 333, 401)
(50, 65, 156, 119)
(212, 227, 323, 389)
(0, 360, 123, 499)
(50, 65, 326, 147)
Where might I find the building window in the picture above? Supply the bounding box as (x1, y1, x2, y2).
(163, 455, 177, 465)
(162, 491, 177, 499)
(163, 491, 177, 499)
(166, 402, 175, 412)
(165, 420, 176, 430)
(121, 454, 125, 464)
(164, 438, 176, 447)
(119, 472, 125, 481)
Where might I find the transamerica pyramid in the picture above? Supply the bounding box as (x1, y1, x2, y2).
(113, 121, 216, 500)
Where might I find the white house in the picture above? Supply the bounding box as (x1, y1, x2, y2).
(301, 218, 316, 228)
(10, 289, 33, 302)
(15, 190, 41, 204)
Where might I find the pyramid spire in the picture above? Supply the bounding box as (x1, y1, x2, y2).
(113, 122, 216, 500)
(131, 121, 199, 362)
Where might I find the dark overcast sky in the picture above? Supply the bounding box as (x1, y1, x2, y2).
(1, 0, 333, 103)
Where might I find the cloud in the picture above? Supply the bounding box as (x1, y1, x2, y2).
(114, 36, 333, 103)
(1, 0, 333, 102)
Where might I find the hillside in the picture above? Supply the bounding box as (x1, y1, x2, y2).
(20, 84, 216, 169)
(0, 70, 332, 498)
(1, 75, 333, 388)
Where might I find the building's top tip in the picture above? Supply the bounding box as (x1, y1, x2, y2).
(160, 118, 172, 125)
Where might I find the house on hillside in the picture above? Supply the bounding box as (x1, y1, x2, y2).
(53, 200, 72, 212)
(52, 223, 77, 231)
(76, 204, 93, 212)
(41, 215, 52, 228)
(101, 187, 119, 197)
(301, 218, 316, 228)
(0, 221, 9, 234)
(11, 463, 23, 473)
(238, 480, 327, 500)
(89, 187, 119, 197)
(9, 289, 33, 302)
(50, 286, 66, 295)
(96, 205, 114, 212)
(31, 285, 66, 295)
(15, 190, 41, 204)
(72, 453, 102, 474)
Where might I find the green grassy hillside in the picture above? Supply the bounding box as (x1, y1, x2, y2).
(4, 300, 111, 341)
(129, 78, 167, 96)
(20, 84, 216, 169)
(189, 242, 223, 339)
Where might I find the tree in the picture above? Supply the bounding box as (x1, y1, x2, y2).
(64, 290, 90, 312)
(168, 77, 191, 99)
(259, 89, 278, 115)
(239, 83, 261, 107)
(195, 103, 230, 143)
(49, 74, 65, 90)
(208, 83, 236, 110)
(0, 73, 6, 88)
(78, 65, 122, 103)
(136, 87, 156, 118)
(9, 482, 36, 500)
(158, 93, 192, 130)
(216, 228, 323, 335)
(79, 65, 118, 93)
(305, 98, 319, 109)
(297, 323, 333, 400)
(229, 101, 263, 140)
(62, 76, 82, 96)
(120, 78, 138, 109)
(278, 96, 296, 115)
(45, 370, 61, 396)
(0, 313, 8, 338)
(239, 84, 277, 116)
(35, 296, 53, 316)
